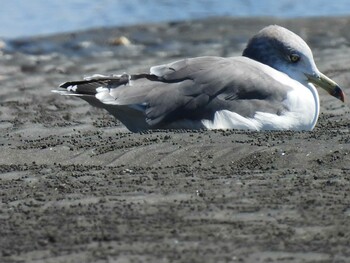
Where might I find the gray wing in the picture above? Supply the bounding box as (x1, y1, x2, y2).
(58, 56, 291, 127)
(146, 56, 290, 125)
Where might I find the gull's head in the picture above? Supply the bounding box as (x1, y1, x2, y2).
(243, 25, 345, 102)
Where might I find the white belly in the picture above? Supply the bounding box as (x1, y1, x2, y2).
(202, 83, 319, 131)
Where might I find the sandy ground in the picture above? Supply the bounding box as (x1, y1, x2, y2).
(1, 17, 350, 263)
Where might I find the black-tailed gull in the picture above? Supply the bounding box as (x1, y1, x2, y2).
(53, 25, 345, 132)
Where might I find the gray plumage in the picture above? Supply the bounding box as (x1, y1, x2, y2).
(54, 25, 344, 132)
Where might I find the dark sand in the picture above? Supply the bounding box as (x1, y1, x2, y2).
(1, 17, 350, 262)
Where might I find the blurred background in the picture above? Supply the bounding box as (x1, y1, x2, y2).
(1, 0, 350, 39)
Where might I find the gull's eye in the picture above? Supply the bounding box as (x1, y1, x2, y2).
(289, 54, 300, 63)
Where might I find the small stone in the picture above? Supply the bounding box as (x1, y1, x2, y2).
(109, 36, 131, 46)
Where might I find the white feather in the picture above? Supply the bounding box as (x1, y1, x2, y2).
(201, 63, 320, 131)
(67, 85, 77, 92)
(83, 74, 109, 81)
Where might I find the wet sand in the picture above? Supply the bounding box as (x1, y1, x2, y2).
(1, 17, 350, 262)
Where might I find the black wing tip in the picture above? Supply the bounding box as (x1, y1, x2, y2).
(59, 81, 72, 89)
(58, 80, 98, 94)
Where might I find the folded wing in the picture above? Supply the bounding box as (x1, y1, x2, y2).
(56, 56, 290, 130)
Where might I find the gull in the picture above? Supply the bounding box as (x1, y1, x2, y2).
(53, 25, 345, 132)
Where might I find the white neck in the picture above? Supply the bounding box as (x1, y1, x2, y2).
(306, 83, 320, 129)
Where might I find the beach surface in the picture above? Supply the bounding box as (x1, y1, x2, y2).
(1, 17, 350, 262)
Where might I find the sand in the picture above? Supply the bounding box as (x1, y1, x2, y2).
(1, 17, 350, 263)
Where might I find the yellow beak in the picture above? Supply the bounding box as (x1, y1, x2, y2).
(306, 72, 345, 102)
